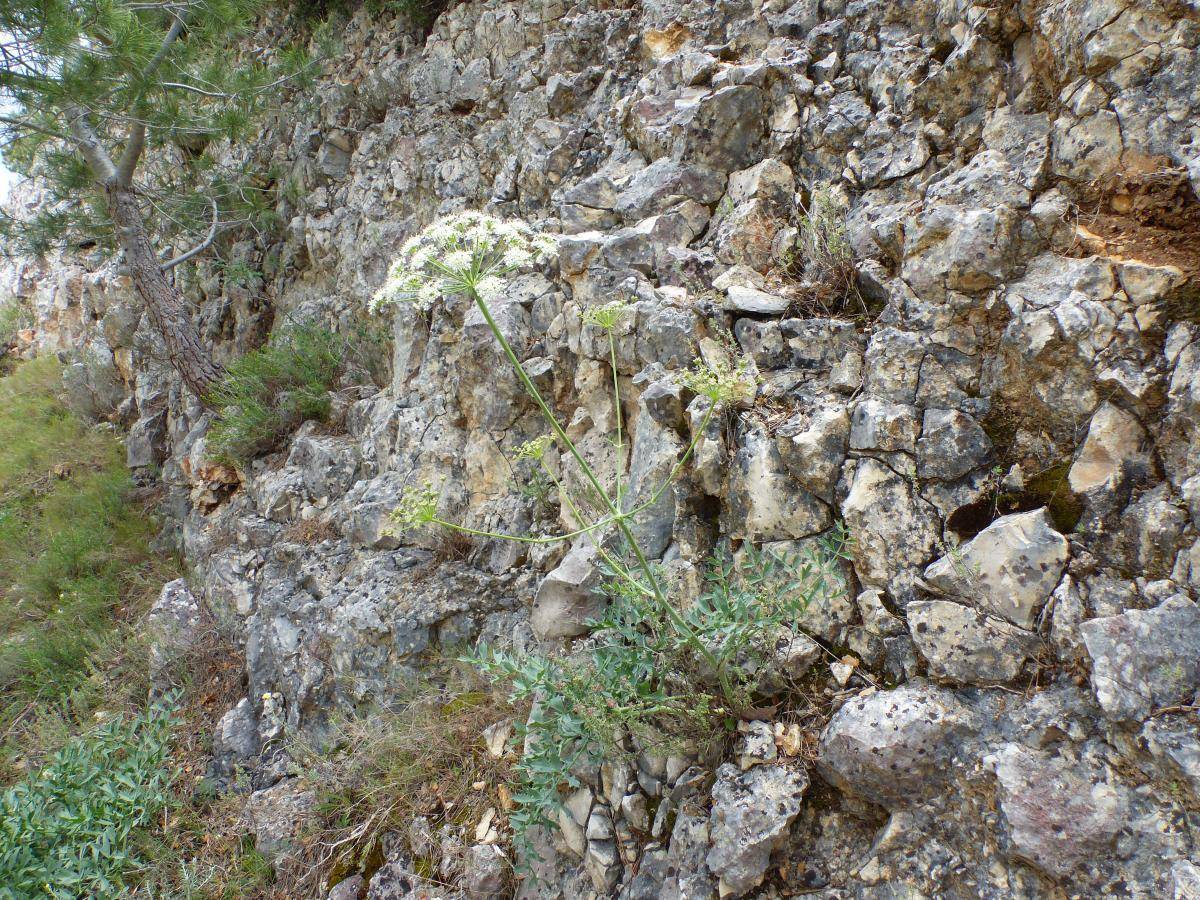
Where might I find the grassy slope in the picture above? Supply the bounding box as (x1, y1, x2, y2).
(0, 358, 272, 898)
(0, 358, 177, 754)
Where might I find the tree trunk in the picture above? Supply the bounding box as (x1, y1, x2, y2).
(107, 186, 225, 401)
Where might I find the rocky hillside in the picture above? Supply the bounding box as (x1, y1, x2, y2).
(4, 0, 1200, 896)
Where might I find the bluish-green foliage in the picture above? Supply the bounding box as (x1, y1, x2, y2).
(470, 534, 850, 858)
(0, 702, 176, 898)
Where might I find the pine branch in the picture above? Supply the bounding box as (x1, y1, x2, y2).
(116, 13, 189, 187)
(66, 107, 118, 185)
(160, 196, 219, 271)
(160, 81, 232, 98)
(0, 115, 74, 145)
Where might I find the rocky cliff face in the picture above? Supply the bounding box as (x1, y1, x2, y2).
(5, 0, 1200, 896)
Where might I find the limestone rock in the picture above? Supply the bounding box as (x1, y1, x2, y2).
(706, 763, 809, 897)
(246, 779, 315, 859)
(211, 698, 261, 780)
(817, 682, 975, 808)
(916, 409, 992, 481)
(724, 285, 789, 315)
(530, 544, 605, 640)
(841, 458, 940, 603)
(906, 600, 1039, 686)
(147, 579, 201, 690)
(1175, 860, 1200, 900)
(991, 744, 1126, 879)
(727, 427, 830, 541)
(1080, 595, 1200, 723)
(923, 509, 1069, 628)
(1068, 402, 1150, 495)
(849, 399, 920, 453)
(776, 401, 849, 502)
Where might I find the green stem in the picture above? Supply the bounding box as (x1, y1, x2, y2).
(435, 516, 615, 545)
(540, 462, 654, 599)
(608, 329, 624, 505)
(633, 399, 717, 513)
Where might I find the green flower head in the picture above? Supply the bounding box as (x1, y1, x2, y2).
(514, 434, 554, 462)
(582, 300, 631, 331)
(389, 482, 440, 533)
(681, 354, 757, 405)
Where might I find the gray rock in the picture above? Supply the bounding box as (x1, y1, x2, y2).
(1175, 860, 1200, 900)
(531, 544, 604, 640)
(211, 698, 260, 779)
(906, 600, 1039, 685)
(1143, 718, 1200, 798)
(1068, 402, 1150, 495)
(783, 319, 861, 373)
(246, 779, 315, 859)
(841, 458, 940, 603)
(463, 843, 507, 899)
(1080, 595, 1200, 722)
(367, 855, 458, 899)
(659, 807, 716, 899)
(818, 682, 975, 808)
(147, 579, 201, 690)
(288, 432, 361, 503)
(776, 401, 849, 502)
(706, 763, 808, 898)
(724, 285, 790, 315)
(615, 160, 725, 222)
(923, 508, 1069, 628)
(991, 744, 1126, 879)
(727, 427, 830, 541)
(849, 399, 920, 453)
(916, 409, 992, 481)
(585, 836, 621, 892)
(327, 874, 364, 900)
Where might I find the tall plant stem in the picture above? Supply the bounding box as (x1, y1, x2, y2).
(468, 288, 733, 700)
(608, 330, 624, 505)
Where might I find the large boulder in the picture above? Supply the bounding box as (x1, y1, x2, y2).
(817, 682, 976, 808)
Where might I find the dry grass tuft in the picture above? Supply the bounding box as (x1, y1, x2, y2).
(282, 666, 523, 896)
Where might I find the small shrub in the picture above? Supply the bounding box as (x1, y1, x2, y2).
(205, 323, 347, 465)
(0, 298, 30, 353)
(0, 702, 176, 898)
(470, 537, 849, 855)
(785, 187, 866, 316)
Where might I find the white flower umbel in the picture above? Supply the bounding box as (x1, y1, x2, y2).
(371, 211, 558, 312)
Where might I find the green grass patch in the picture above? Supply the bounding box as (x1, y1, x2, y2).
(0, 358, 175, 734)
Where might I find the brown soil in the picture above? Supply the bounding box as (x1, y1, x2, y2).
(1070, 164, 1200, 279)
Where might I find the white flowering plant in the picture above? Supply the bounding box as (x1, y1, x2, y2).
(376, 213, 765, 702)
(370, 211, 558, 313)
(371, 212, 853, 867)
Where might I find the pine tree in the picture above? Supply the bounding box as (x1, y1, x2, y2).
(0, 0, 319, 399)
